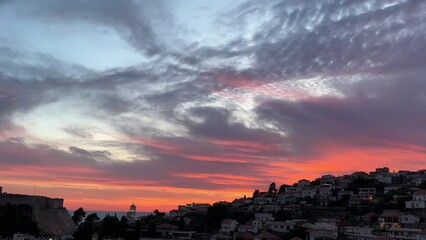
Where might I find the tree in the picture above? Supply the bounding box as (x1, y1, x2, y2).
(74, 213, 100, 240)
(0, 204, 39, 237)
(154, 209, 165, 217)
(178, 217, 185, 231)
(268, 182, 277, 195)
(118, 216, 128, 238)
(148, 222, 156, 237)
(85, 213, 100, 222)
(207, 203, 229, 231)
(278, 184, 291, 194)
(100, 215, 119, 239)
(72, 207, 86, 225)
(252, 189, 260, 198)
(134, 220, 141, 240)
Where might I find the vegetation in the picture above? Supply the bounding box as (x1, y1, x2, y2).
(0, 203, 39, 237)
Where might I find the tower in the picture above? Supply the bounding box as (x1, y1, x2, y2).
(126, 202, 136, 222)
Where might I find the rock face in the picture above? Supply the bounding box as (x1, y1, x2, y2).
(0, 193, 76, 236)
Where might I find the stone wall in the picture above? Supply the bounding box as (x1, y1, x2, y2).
(0, 193, 76, 236)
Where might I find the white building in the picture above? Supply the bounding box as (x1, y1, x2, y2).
(406, 190, 426, 209)
(220, 219, 239, 234)
(269, 221, 296, 233)
(262, 204, 281, 213)
(344, 227, 374, 240)
(238, 224, 258, 234)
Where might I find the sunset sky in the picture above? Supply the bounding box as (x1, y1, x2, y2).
(1, 0, 426, 212)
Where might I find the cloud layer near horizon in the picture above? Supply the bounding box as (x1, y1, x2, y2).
(1, 0, 426, 211)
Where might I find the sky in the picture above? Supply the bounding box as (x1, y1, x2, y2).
(1, 0, 426, 212)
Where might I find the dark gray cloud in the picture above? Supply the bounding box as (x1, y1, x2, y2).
(9, 0, 167, 56)
(256, 71, 426, 157)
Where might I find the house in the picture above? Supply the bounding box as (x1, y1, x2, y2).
(13, 234, 35, 240)
(406, 190, 426, 209)
(157, 223, 178, 237)
(171, 231, 196, 240)
(254, 231, 280, 240)
(298, 179, 311, 188)
(255, 213, 274, 222)
(301, 189, 317, 199)
(386, 227, 423, 240)
(307, 229, 336, 240)
(238, 224, 258, 234)
(262, 204, 281, 213)
(378, 210, 403, 229)
(359, 188, 376, 196)
(238, 232, 255, 240)
(344, 227, 374, 240)
(169, 209, 185, 218)
(253, 214, 274, 231)
(269, 221, 296, 233)
(254, 197, 273, 205)
(220, 219, 239, 233)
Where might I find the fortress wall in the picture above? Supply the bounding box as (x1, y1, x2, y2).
(36, 208, 76, 236)
(0, 194, 64, 209)
(0, 193, 75, 236)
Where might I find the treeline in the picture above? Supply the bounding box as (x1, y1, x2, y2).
(0, 203, 40, 237)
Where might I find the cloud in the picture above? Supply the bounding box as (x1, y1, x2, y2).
(255, 72, 426, 158)
(8, 0, 168, 56)
(1, 0, 426, 210)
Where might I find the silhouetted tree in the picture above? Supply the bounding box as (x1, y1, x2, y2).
(118, 216, 129, 238)
(73, 213, 100, 240)
(0, 204, 39, 237)
(154, 209, 166, 217)
(178, 217, 185, 231)
(252, 189, 260, 198)
(100, 215, 119, 238)
(207, 203, 229, 231)
(148, 222, 156, 237)
(268, 182, 277, 195)
(134, 220, 141, 240)
(72, 207, 86, 225)
(278, 184, 291, 194)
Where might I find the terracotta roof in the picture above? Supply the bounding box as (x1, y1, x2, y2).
(254, 231, 280, 240)
(414, 190, 426, 196)
(239, 224, 256, 230)
(239, 232, 255, 240)
(380, 210, 403, 218)
(222, 218, 237, 224)
(363, 212, 377, 218)
(157, 223, 178, 230)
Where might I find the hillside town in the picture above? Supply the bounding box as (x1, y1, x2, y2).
(2, 167, 426, 240)
(161, 167, 426, 240)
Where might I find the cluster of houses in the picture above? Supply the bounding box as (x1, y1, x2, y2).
(164, 167, 426, 240)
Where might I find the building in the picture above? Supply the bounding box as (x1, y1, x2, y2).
(344, 227, 374, 240)
(126, 203, 137, 222)
(12, 234, 35, 240)
(269, 221, 296, 233)
(253, 231, 280, 240)
(378, 210, 403, 229)
(0, 190, 75, 236)
(157, 223, 178, 237)
(220, 219, 239, 233)
(406, 190, 426, 209)
(238, 224, 258, 234)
